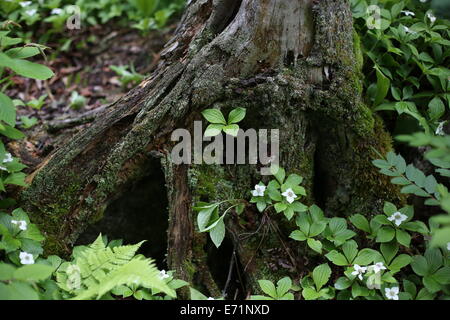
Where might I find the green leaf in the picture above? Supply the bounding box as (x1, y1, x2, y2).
(258, 280, 277, 298)
(396, 229, 411, 247)
(389, 254, 412, 272)
(307, 238, 322, 254)
(274, 202, 287, 213)
(227, 108, 246, 124)
(197, 205, 218, 232)
(276, 277, 292, 297)
(0, 53, 54, 80)
(285, 174, 303, 186)
(0, 263, 16, 281)
(209, 220, 225, 248)
(223, 124, 240, 137)
(309, 221, 326, 237)
(381, 242, 399, 265)
(349, 214, 370, 233)
(403, 280, 416, 298)
(430, 227, 450, 247)
(190, 288, 208, 300)
(204, 124, 224, 137)
(328, 218, 347, 234)
(201, 109, 227, 124)
(423, 275, 441, 293)
(433, 267, 450, 284)
(132, 0, 159, 16)
(374, 66, 391, 106)
(271, 166, 286, 184)
(0, 124, 25, 139)
(411, 256, 429, 276)
(302, 287, 320, 300)
(376, 226, 395, 243)
(353, 248, 379, 265)
(334, 277, 352, 290)
(14, 264, 54, 282)
(342, 240, 358, 264)
(256, 200, 266, 213)
(283, 207, 295, 221)
(0, 92, 16, 127)
(425, 248, 442, 274)
(428, 97, 445, 120)
(312, 263, 331, 291)
(0, 282, 39, 300)
(289, 230, 307, 242)
(5, 47, 40, 59)
(325, 251, 348, 266)
(383, 202, 397, 215)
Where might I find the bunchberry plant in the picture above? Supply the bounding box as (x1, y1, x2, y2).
(202, 107, 247, 137)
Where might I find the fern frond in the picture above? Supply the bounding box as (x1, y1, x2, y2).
(56, 235, 174, 299)
(72, 258, 175, 300)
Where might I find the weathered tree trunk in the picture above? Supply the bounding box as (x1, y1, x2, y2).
(19, 0, 401, 298)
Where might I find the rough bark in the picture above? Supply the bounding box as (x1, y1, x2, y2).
(19, 0, 402, 297)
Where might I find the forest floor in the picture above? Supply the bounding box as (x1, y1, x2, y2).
(7, 23, 176, 173)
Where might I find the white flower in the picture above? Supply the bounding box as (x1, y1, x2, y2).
(51, 8, 63, 15)
(351, 264, 367, 280)
(251, 184, 266, 197)
(281, 188, 297, 204)
(388, 211, 408, 226)
(371, 262, 387, 274)
(207, 297, 215, 300)
(0, 166, 7, 171)
(25, 9, 37, 16)
(2, 153, 13, 163)
(385, 287, 399, 300)
(19, 252, 34, 265)
(403, 26, 416, 34)
(420, 0, 427, 2)
(19, 1, 32, 7)
(447, 242, 450, 251)
(435, 122, 445, 136)
(11, 220, 27, 231)
(427, 12, 436, 24)
(401, 10, 415, 16)
(159, 270, 170, 280)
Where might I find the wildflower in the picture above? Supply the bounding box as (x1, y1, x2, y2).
(281, 188, 297, 204)
(11, 220, 27, 231)
(388, 211, 408, 226)
(427, 12, 436, 24)
(251, 184, 266, 197)
(435, 122, 445, 136)
(159, 270, 170, 280)
(371, 262, 387, 274)
(51, 8, 63, 15)
(19, 252, 34, 265)
(0, 166, 7, 171)
(2, 153, 13, 163)
(351, 264, 367, 280)
(19, 1, 32, 7)
(385, 287, 399, 300)
(403, 26, 416, 34)
(401, 10, 415, 16)
(25, 9, 37, 16)
(207, 297, 215, 300)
